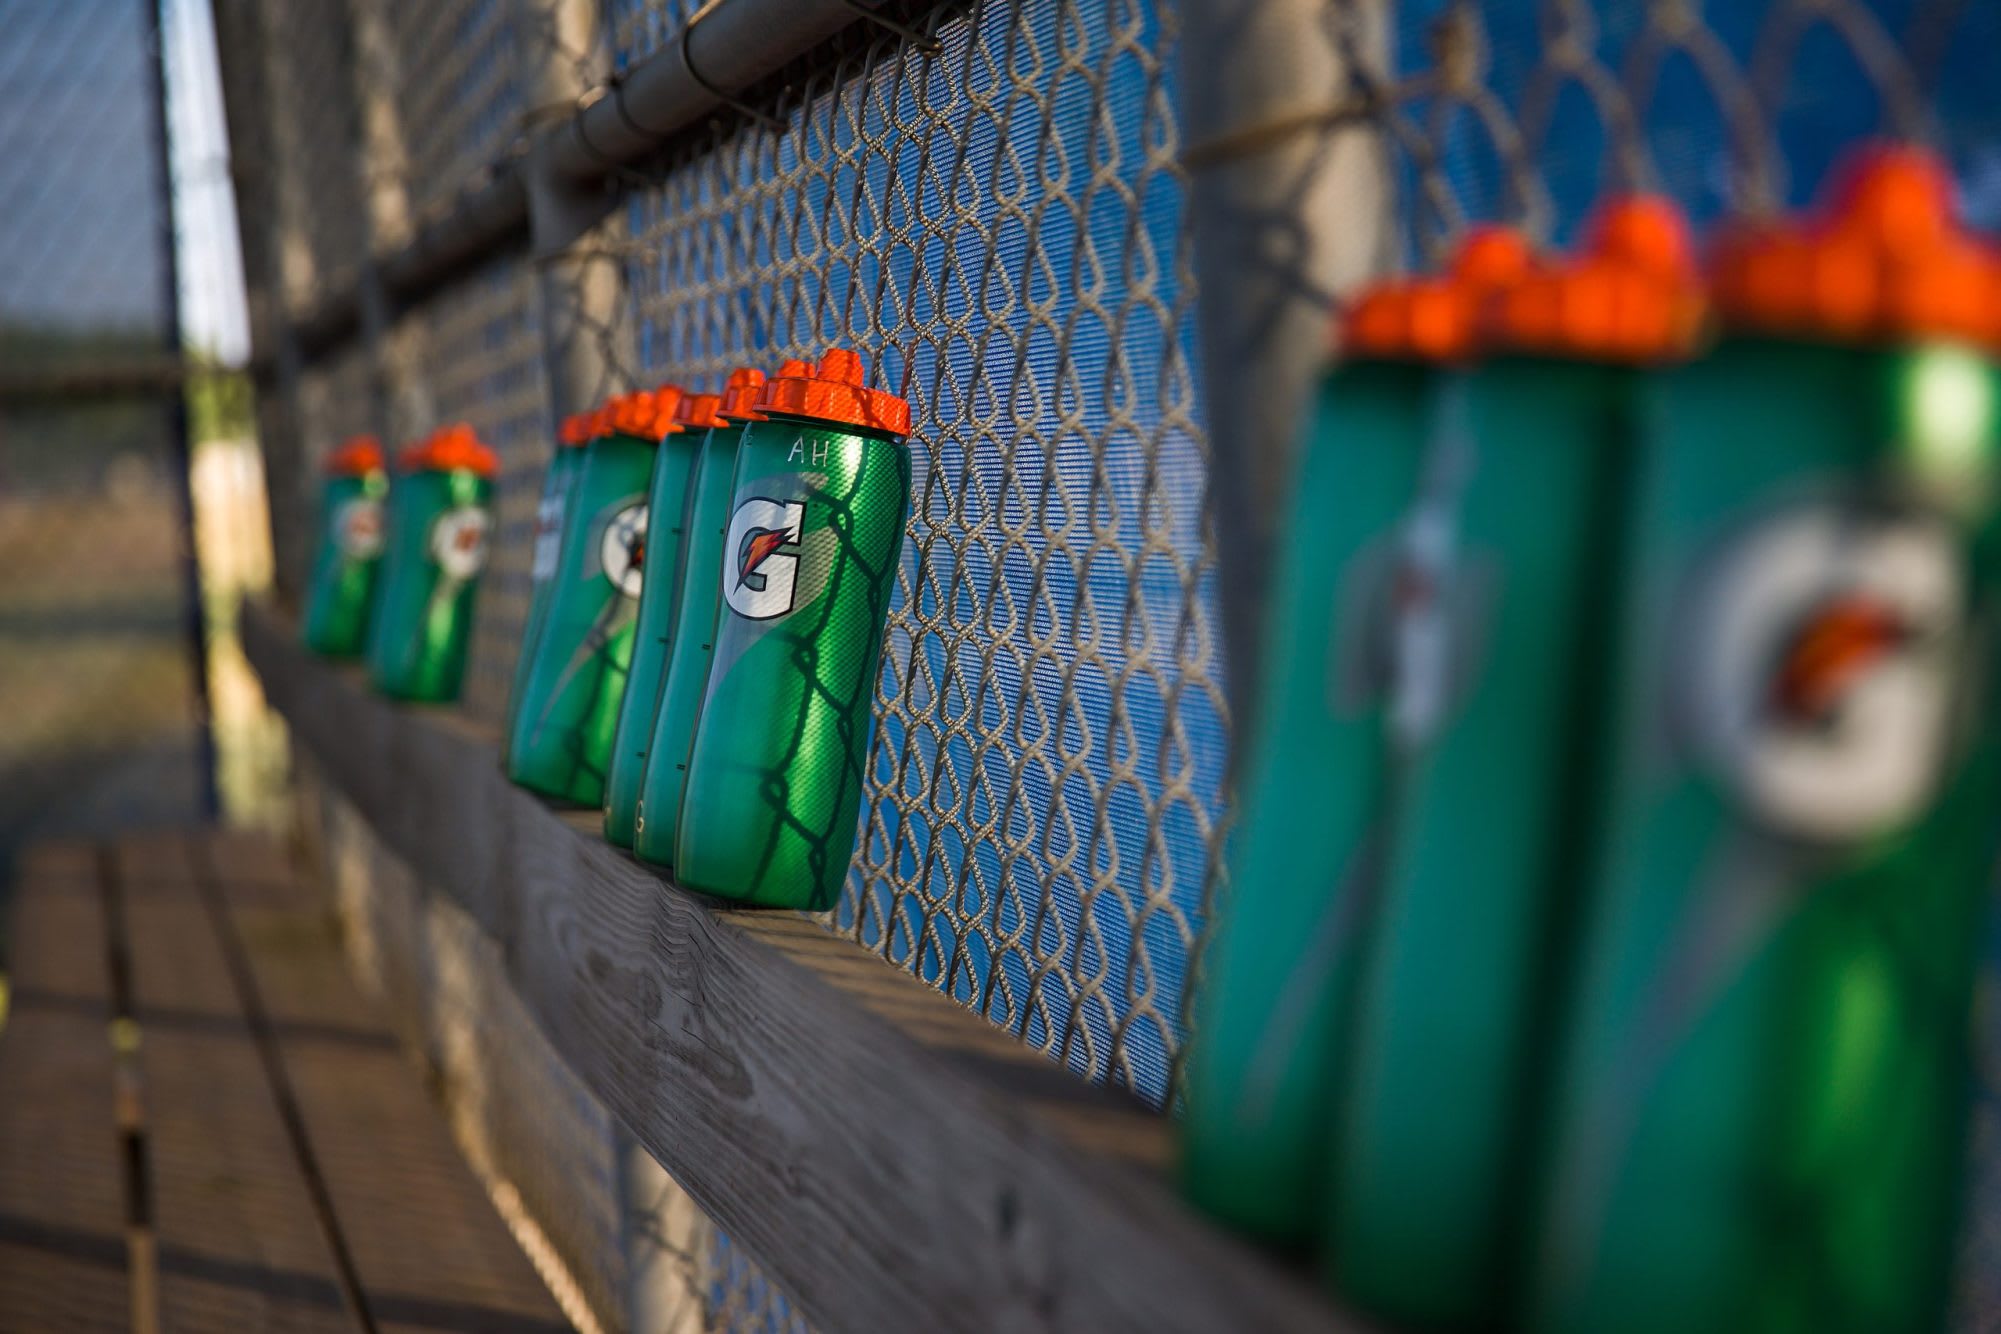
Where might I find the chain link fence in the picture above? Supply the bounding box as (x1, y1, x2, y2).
(0, 0, 210, 872)
(617, 0, 1222, 1104)
(211, 0, 2001, 1329)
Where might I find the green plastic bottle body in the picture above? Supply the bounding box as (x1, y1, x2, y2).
(302, 471, 388, 657)
(365, 468, 493, 701)
(603, 428, 705, 846)
(631, 421, 748, 868)
(1326, 359, 1631, 1322)
(503, 445, 585, 752)
(506, 432, 655, 805)
(1531, 337, 2000, 1334)
(673, 415, 908, 909)
(1178, 360, 1432, 1247)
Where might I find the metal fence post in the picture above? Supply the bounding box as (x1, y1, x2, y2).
(344, 0, 431, 450)
(209, 0, 310, 604)
(342, 0, 404, 449)
(1175, 0, 1393, 740)
(143, 0, 220, 817)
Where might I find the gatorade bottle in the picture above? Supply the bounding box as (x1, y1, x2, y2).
(506, 387, 681, 805)
(503, 410, 596, 754)
(1323, 200, 1703, 1326)
(601, 388, 721, 847)
(1178, 231, 1533, 1247)
(673, 350, 911, 910)
(608, 369, 770, 850)
(1530, 146, 2001, 1334)
(301, 434, 389, 657)
(365, 424, 498, 701)
(631, 366, 782, 868)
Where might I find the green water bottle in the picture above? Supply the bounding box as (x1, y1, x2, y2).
(506, 387, 682, 806)
(365, 424, 497, 702)
(600, 388, 721, 847)
(631, 366, 787, 868)
(1328, 198, 1704, 1328)
(1530, 146, 2001, 1334)
(1178, 231, 1533, 1247)
(301, 434, 389, 657)
(1322, 199, 1705, 1327)
(672, 350, 911, 910)
(502, 409, 595, 755)
(608, 368, 772, 850)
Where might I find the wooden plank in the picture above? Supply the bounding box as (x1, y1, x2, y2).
(113, 829, 204, 897)
(0, 852, 128, 1331)
(245, 600, 1355, 1334)
(197, 834, 569, 1334)
(8, 843, 113, 1008)
(121, 849, 359, 1334)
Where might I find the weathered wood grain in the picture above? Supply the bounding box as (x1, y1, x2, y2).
(0, 851, 129, 1332)
(193, 833, 570, 1334)
(120, 841, 360, 1333)
(244, 601, 1358, 1334)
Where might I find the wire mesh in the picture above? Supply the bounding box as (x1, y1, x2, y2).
(1304, 4, 2001, 1326)
(1331, 0, 2001, 260)
(256, 0, 368, 310)
(220, 0, 2001, 1330)
(380, 255, 555, 726)
(618, 0, 1223, 1110)
(0, 0, 208, 870)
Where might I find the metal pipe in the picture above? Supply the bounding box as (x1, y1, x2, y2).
(1175, 0, 1393, 739)
(142, 0, 219, 819)
(280, 0, 932, 364)
(540, 0, 864, 183)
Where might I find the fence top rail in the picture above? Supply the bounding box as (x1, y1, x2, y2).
(279, 0, 945, 366)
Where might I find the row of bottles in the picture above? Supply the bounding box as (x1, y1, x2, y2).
(301, 350, 913, 914)
(298, 139, 1995, 1332)
(1182, 143, 2000, 1331)
(301, 423, 497, 701)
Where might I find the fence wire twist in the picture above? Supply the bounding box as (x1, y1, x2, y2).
(232, 0, 2001, 1330)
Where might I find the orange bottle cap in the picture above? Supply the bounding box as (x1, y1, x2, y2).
(676, 392, 726, 430)
(325, 435, 385, 477)
(557, 413, 594, 448)
(719, 367, 769, 420)
(401, 423, 499, 478)
(754, 348, 911, 437)
(1482, 195, 1705, 363)
(607, 386, 686, 442)
(1341, 226, 1536, 363)
(1711, 142, 2001, 346)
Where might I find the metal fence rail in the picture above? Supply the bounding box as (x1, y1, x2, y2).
(210, 0, 2001, 1330)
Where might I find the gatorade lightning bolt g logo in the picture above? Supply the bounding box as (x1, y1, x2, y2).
(333, 497, 386, 560)
(725, 497, 806, 620)
(429, 506, 491, 582)
(529, 497, 646, 739)
(1678, 500, 1962, 842)
(599, 502, 646, 599)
